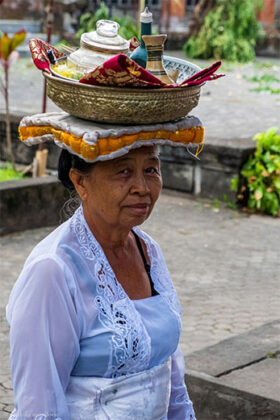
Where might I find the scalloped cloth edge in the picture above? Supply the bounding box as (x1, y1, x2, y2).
(19, 112, 204, 163)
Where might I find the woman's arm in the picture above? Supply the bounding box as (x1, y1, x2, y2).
(167, 346, 196, 420)
(7, 257, 80, 420)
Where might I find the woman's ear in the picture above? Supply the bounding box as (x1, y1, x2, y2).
(69, 169, 88, 201)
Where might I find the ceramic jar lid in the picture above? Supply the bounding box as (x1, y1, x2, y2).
(81, 20, 130, 53)
(67, 19, 130, 72)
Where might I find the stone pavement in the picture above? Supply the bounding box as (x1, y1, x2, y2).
(0, 190, 279, 416)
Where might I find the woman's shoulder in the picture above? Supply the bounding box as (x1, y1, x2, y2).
(25, 218, 73, 264)
(24, 206, 94, 270)
(8, 218, 78, 307)
(6, 250, 74, 325)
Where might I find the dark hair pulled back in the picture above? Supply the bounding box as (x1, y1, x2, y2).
(58, 149, 95, 190)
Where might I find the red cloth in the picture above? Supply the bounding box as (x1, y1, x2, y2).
(79, 54, 224, 88)
(80, 53, 165, 88)
(180, 60, 223, 87)
(29, 38, 65, 74)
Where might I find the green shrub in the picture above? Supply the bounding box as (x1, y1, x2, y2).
(183, 0, 264, 62)
(0, 164, 24, 182)
(76, 2, 138, 41)
(232, 127, 280, 216)
(243, 73, 280, 94)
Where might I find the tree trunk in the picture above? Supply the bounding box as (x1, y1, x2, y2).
(4, 63, 16, 170)
(187, 0, 216, 37)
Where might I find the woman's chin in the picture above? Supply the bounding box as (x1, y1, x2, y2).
(123, 212, 150, 229)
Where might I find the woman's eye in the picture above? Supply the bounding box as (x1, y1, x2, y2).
(146, 167, 158, 174)
(118, 168, 130, 175)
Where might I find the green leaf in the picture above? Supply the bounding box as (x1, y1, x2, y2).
(248, 195, 256, 208)
(11, 29, 26, 51)
(0, 164, 24, 182)
(231, 177, 239, 191)
(0, 32, 12, 60)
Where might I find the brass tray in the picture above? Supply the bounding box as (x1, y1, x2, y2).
(44, 56, 202, 124)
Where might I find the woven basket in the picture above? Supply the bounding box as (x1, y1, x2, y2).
(44, 57, 202, 124)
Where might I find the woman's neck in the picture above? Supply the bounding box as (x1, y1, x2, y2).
(82, 205, 132, 252)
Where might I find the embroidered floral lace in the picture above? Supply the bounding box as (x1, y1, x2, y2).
(71, 207, 181, 378)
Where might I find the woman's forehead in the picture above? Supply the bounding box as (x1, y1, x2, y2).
(94, 146, 160, 172)
(117, 145, 159, 162)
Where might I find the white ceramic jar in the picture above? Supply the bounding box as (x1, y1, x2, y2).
(67, 20, 130, 72)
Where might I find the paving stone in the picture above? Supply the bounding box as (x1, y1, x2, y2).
(1, 406, 13, 416)
(0, 386, 14, 406)
(0, 407, 10, 420)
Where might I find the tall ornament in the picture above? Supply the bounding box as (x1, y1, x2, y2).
(130, 7, 152, 68)
(142, 34, 175, 84)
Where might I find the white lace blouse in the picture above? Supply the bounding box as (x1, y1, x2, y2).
(6, 206, 196, 420)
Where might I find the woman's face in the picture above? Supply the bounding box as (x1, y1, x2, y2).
(73, 146, 162, 231)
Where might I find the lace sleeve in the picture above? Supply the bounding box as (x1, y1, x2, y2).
(7, 256, 80, 420)
(167, 346, 196, 420)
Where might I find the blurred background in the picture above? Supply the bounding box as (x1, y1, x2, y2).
(0, 0, 279, 56)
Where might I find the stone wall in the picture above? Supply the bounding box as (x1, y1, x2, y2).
(160, 141, 254, 201)
(0, 0, 44, 20)
(0, 176, 69, 236)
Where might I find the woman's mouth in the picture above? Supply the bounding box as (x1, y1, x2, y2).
(125, 203, 150, 215)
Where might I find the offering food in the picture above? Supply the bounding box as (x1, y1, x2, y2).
(51, 62, 84, 81)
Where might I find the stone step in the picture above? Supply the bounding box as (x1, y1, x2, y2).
(186, 321, 280, 420)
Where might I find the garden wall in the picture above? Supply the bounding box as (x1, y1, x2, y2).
(0, 176, 68, 236)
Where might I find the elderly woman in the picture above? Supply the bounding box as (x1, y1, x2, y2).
(7, 141, 197, 419)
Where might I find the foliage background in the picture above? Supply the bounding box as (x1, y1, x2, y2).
(184, 0, 264, 62)
(232, 127, 280, 216)
(76, 1, 138, 41)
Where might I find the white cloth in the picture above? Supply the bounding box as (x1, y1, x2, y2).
(19, 112, 203, 162)
(66, 358, 171, 420)
(6, 207, 196, 420)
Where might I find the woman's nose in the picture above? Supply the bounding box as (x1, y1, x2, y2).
(130, 173, 150, 195)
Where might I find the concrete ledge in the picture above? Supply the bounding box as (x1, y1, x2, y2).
(185, 321, 280, 419)
(186, 369, 280, 420)
(0, 176, 68, 236)
(186, 320, 280, 376)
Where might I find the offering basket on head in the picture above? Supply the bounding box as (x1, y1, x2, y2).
(30, 16, 223, 126)
(45, 55, 203, 125)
